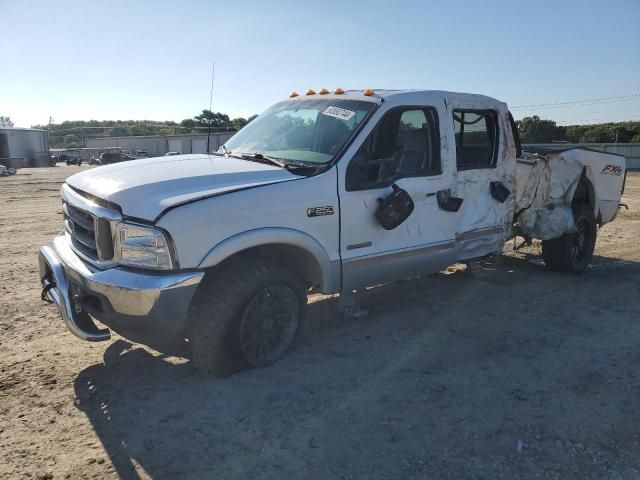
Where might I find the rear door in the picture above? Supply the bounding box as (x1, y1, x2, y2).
(449, 105, 511, 258)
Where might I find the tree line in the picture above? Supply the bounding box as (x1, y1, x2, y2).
(516, 116, 640, 144)
(30, 110, 258, 148)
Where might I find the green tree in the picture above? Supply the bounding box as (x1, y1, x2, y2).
(194, 110, 231, 129)
(0, 116, 14, 127)
(565, 122, 640, 143)
(516, 116, 566, 143)
(63, 134, 81, 148)
(231, 117, 248, 130)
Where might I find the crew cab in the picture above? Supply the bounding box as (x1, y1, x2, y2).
(39, 89, 627, 376)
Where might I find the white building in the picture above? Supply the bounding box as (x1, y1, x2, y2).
(86, 132, 235, 156)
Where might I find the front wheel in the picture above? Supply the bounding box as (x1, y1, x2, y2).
(542, 206, 597, 273)
(190, 257, 307, 377)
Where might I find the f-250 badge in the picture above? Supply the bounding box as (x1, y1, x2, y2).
(307, 206, 334, 217)
(601, 164, 623, 176)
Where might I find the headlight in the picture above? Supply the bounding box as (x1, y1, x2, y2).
(116, 223, 174, 270)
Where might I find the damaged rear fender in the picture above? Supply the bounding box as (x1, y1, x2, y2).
(516, 154, 591, 240)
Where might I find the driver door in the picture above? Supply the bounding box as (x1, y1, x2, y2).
(339, 106, 457, 290)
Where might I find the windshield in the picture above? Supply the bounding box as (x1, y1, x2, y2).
(220, 98, 375, 165)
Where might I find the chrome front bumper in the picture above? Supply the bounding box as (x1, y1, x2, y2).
(39, 234, 204, 342)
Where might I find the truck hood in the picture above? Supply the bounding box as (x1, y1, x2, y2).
(66, 154, 298, 221)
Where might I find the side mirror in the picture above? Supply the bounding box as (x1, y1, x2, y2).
(375, 184, 414, 230)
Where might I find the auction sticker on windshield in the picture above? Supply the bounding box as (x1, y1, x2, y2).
(322, 106, 356, 121)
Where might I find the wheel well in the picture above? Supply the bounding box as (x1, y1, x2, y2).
(201, 243, 323, 291)
(571, 173, 597, 219)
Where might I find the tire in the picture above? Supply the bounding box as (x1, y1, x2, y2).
(7, 167, 16, 175)
(190, 256, 307, 377)
(542, 205, 597, 273)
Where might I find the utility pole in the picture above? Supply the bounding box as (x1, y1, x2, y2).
(48, 117, 53, 149)
(206, 61, 215, 154)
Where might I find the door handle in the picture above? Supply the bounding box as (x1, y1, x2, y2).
(436, 189, 463, 212)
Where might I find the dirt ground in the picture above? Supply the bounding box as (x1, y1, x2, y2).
(1, 164, 639, 480)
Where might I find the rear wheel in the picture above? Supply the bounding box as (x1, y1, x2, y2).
(542, 206, 597, 273)
(7, 167, 16, 175)
(190, 257, 307, 377)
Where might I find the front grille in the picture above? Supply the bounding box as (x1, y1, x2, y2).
(63, 201, 114, 261)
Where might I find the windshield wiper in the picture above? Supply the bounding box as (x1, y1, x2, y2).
(226, 150, 320, 175)
(239, 152, 288, 169)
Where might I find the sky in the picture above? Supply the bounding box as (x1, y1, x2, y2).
(1, 0, 639, 128)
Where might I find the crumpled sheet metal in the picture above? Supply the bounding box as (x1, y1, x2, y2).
(516, 154, 583, 240)
(453, 108, 518, 248)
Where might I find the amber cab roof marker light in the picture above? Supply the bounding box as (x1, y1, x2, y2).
(289, 91, 299, 98)
(306, 88, 316, 95)
(318, 88, 329, 95)
(363, 88, 375, 96)
(334, 87, 345, 94)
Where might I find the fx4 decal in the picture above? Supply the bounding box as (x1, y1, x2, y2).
(601, 164, 623, 176)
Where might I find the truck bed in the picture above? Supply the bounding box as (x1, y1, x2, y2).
(515, 147, 626, 239)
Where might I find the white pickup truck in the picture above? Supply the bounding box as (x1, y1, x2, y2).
(39, 89, 627, 375)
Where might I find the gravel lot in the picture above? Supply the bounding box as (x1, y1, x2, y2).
(1, 164, 639, 480)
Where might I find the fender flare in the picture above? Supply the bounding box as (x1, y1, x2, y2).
(197, 227, 339, 293)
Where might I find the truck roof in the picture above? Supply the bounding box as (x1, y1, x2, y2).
(285, 89, 505, 107)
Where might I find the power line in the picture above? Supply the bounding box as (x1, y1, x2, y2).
(511, 93, 640, 110)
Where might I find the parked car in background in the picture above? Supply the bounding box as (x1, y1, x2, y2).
(0, 164, 16, 175)
(134, 149, 150, 158)
(98, 152, 137, 165)
(0, 157, 23, 173)
(65, 156, 83, 166)
(51, 153, 77, 165)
